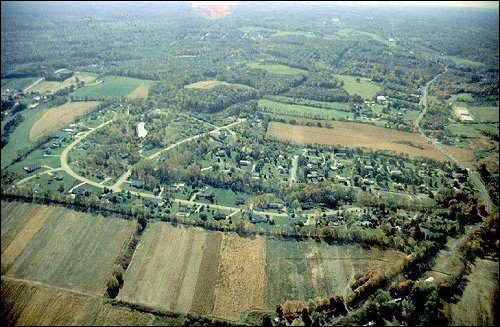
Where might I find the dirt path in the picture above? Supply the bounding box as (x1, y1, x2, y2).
(289, 155, 298, 186)
(22, 77, 45, 93)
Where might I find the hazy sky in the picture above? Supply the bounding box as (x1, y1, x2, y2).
(191, 1, 499, 8)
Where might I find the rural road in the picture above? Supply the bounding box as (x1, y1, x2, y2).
(417, 65, 493, 214)
(22, 77, 45, 93)
(289, 155, 299, 186)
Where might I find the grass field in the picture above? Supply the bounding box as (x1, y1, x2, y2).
(1, 77, 40, 91)
(1, 105, 49, 169)
(259, 99, 354, 120)
(266, 121, 452, 161)
(28, 73, 97, 93)
(71, 76, 154, 99)
(334, 74, 382, 100)
(2, 202, 135, 294)
(247, 62, 307, 75)
(29, 101, 101, 142)
(445, 259, 497, 326)
(468, 106, 499, 122)
(185, 80, 253, 89)
(266, 240, 406, 304)
(1, 278, 155, 326)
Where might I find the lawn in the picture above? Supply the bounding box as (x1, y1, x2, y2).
(71, 76, 155, 99)
(334, 74, 382, 100)
(247, 62, 307, 75)
(1, 105, 49, 169)
(258, 99, 354, 120)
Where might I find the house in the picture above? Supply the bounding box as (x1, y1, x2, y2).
(24, 165, 41, 173)
(364, 165, 373, 170)
(179, 205, 188, 212)
(376, 95, 387, 103)
(43, 148, 52, 155)
(82, 143, 90, 150)
(176, 212, 190, 218)
(198, 192, 213, 199)
(216, 150, 226, 157)
(31, 183, 40, 193)
(393, 183, 404, 191)
(54, 173, 64, 180)
(250, 215, 268, 224)
(119, 152, 129, 159)
(268, 202, 283, 209)
(301, 203, 315, 210)
(90, 113, 97, 120)
(335, 152, 347, 157)
(132, 180, 143, 189)
(52, 142, 61, 148)
(236, 198, 245, 205)
(143, 143, 154, 151)
(290, 218, 304, 226)
(213, 212, 226, 220)
(239, 160, 251, 166)
(96, 172, 105, 180)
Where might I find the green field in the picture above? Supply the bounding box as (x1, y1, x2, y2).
(2, 202, 134, 294)
(1, 77, 40, 91)
(334, 74, 382, 100)
(247, 62, 307, 75)
(258, 99, 354, 120)
(71, 76, 154, 99)
(468, 106, 499, 122)
(265, 95, 351, 111)
(471, 123, 499, 137)
(445, 123, 470, 137)
(1, 105, 49, 169)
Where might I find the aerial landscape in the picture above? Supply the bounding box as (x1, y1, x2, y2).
(0, 1, 498, 326)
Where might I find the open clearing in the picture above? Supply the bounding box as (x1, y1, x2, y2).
(334, 74, 382, 100)
(1, 77, 40, 91)
(72, 76, 155, 99)
(186, 80, 253, 89)
(2, 201, 134, 295)
(259, 99, 354, 120)
(266, 240, 405, 304)
(468, 106, 499, 122)
(126, 83, 153, 99)
(444, 259, 497, 326)
(28, 73, 97, 93)
(247, 62, 307, 75)
(266, 121, 454, 161)
(29, 101, 101, 142)
(1, 278, 155, 326)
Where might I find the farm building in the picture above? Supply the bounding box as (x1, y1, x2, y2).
(268, 202, 284, 209)
(250, 215, 268, 224)
(23, 165, 41, 173)
(239, 160, 251, 166)
(54, 173, 64, 180)
(213, 212, 226, 220)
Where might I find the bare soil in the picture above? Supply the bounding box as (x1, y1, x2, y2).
(126, 83, 152, 99)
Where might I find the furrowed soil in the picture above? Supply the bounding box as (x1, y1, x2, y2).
(29, 101, 101, 142)
(267, 121, 451, 161)
(1, 278, 155, 326)
(211, 233, 268, 321)
(126, 83, 152, 99)
(3, 202, 134, 294)
(118, 223, 210, 313)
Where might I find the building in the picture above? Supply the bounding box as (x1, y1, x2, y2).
(250, 215, 268, 224)
(268, 202, 283, 209)
(55, 173, 64, 180)
(213, 212, 226, 220)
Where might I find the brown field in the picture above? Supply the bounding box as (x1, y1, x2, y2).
(1, 278, 155, 326)
(444, 259, 498, 326)
(126, 83, 152, 99)
(3, 202, 134, 295)
(28, 74, 97, 93)
(267, 121, 452, 161)
(211, 233, 268, 321)
(118, 223, 210, 313)
(185, 80, 253, 89)
(29, 101, 101, 142)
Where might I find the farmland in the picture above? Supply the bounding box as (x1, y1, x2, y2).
(186, 80, 253, 89)
(71, 76, 155, 99)
(468, 106, 499, 122)
(334, 74, 382, 100)
(266, 121, 449, 160)
(125, 83, 153, 99)
(28, 73, 97, 93)
(29, 101, 101, 142)
(1, 278, 155, 326)
(2, 201, 135, 294)
(258, 99, 354, 120)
